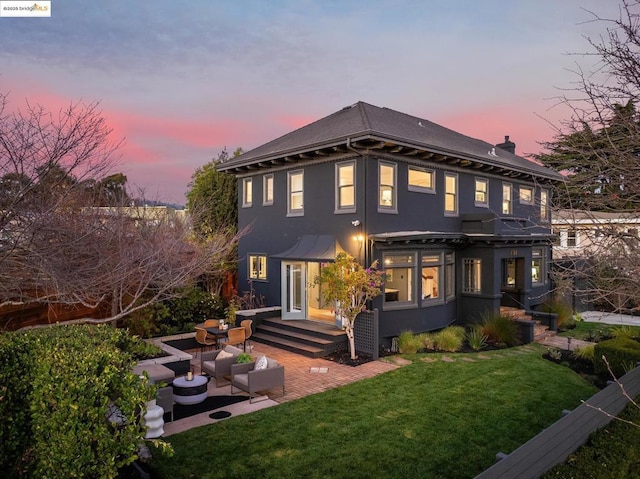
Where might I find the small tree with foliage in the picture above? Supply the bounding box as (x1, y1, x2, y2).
(314, 252, 384, 360)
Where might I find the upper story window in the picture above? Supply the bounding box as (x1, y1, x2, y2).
(248, 254, 267, 280)
(336, 161, 355, 212)
(475, 178, 488, 207)
(444, 172, 458, 216)
(567, 229, 578, 247)
(540, 189, 549, 222)
(242, 177, 253, 207)
(463, 259, 482, 294)
(288, 170, 304, 216)
(383, 252, 415, 307)
(408, 167, 435, 194)
(502, 183, 512, 215)
(378, 161, 397, 212)
(263, 174, 274, 206)
(519, 186, 534, 205)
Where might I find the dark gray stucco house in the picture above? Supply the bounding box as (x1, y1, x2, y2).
(217, 101, 563, 347)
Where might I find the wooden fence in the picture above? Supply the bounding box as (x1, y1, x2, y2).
(475, 365, 640, 478)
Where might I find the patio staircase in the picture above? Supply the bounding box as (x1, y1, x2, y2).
(252, 317, 348, 358)
(500, 307, 557, 343)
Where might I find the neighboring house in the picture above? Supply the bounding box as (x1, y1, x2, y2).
(217, 101, 563, 346)
(552, 209, 640, 259)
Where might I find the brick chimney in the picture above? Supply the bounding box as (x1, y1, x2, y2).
(496, 135, 516, 154)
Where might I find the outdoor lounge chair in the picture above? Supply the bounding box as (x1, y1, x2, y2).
(201, 345, 244, 387)
(230, 357, 285, 403)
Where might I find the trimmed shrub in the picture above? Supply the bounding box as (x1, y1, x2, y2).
(433, 326, 465, 352)
(419, 332, 436, 351)
(572, 344, 595, 363)
(0, 325, 167, 478)
(480, 312, 519, 347)
(397, 330, 422, 354)
(540, 300, 574, 329)
(593, 337, 640, 377)
(466, 326, 488, 351)
(611, 325, 638, 340)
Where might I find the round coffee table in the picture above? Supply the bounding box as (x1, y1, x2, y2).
(172, 375, 208, 405)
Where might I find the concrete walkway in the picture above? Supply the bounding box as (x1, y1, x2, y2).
(536, 310, 640, 351)
(580, 310, 640, 326)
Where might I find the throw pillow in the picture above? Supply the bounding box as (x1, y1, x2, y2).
(216, 349, 234, 360)
(255, 355, 268, 370)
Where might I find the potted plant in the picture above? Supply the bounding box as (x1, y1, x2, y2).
(225, 295, 241, 327)
(235, 353, 253, 364)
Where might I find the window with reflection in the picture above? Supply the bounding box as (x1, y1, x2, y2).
(463, 259, 481, 293)
(383, 253, 415, 305)
(379, 162, 396, 210)
(336, 161, 355, 211)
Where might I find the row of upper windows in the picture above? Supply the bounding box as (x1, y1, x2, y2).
(241, 160, 550, 219)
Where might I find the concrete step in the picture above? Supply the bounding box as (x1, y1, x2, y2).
(252, 332, 327, 358)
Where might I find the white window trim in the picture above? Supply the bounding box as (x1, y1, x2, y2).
(408, 166, 436, 194)
(532, 248, 546, 286)
(445, 252, 455, 301)
(378, 161, 397, 213)
(263, 174, 274, 206)
(382, 252, 416, 309)
(444, 172, 458, 216)
(421, 252, 444, 306)
(248, 254, 267, 281)
(287, 170, 304, 217)
(540, 189, 549, 222)
(335, 160, 356, 214)
(463, 258, 482, 294)
(474, 177, 489, 208)
(519, 185, 534, 205)
(502, 182, 513, 215)
(242, 177, 253, 208)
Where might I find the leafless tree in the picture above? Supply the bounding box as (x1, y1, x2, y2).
(0, 93, 237, 328)
(535, 1, 640, 313)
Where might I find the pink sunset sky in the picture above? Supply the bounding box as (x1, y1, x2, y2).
(1, 1, 623, 205)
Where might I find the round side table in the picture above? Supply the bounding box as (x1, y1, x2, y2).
(172, 375, 208, 405)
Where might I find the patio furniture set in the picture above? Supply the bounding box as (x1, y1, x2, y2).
(134, 318, 285, 429)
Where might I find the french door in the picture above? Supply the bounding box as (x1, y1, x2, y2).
(282, 261, 307, 320)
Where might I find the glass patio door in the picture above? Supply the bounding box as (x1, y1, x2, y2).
(282, 261, 307, 320)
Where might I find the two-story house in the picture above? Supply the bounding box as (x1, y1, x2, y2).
(217, 102, 563, 347)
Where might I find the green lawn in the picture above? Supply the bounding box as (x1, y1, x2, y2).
(150, 345, 597, 479)
(557, 321, 640, 341)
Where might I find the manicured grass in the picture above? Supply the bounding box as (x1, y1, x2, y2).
(151, 345, 597, 479)
(557, 321, 640, 341)
(543, 399, 640, 478)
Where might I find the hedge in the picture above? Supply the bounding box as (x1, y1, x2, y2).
(594, 336, 640, 378)
(0, 325, 160, 478)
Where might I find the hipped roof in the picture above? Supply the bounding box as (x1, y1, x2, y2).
(218, 101, 562, 183)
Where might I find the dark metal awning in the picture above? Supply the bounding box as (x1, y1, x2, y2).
(272, 235, 344, 261)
